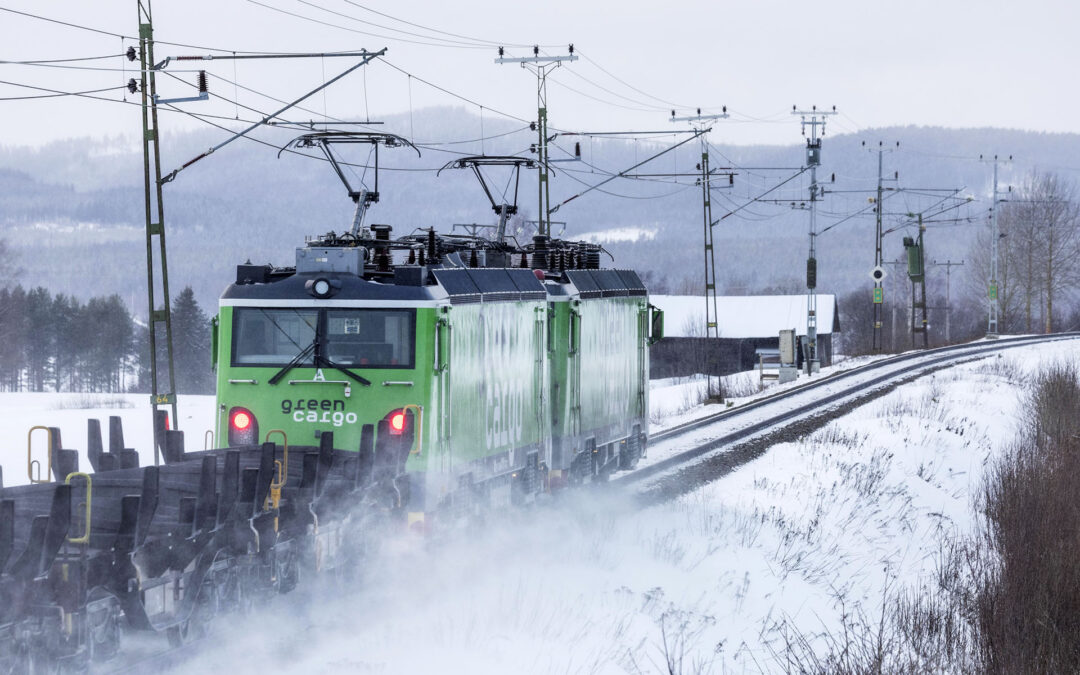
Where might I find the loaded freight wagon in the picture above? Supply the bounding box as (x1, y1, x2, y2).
(214, 232, 659, 525)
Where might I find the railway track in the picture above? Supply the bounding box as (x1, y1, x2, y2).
(620, 332, 1080, 489)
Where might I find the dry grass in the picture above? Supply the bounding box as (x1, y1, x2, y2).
(771, 361, 1080, 674)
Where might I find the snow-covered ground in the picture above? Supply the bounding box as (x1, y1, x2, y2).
(3, 340, 1076, 673)
(168, 340, 1072, 674)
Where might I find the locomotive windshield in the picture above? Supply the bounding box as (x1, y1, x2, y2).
(232, 307, 415, 369)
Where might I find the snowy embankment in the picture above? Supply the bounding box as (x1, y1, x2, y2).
(1, 341, 1071, 673)
(166, 340, 1074, 674)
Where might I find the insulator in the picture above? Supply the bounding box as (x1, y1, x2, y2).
(498, 46, 504, 57)
(533, 45, 539, 56)
(197, 70, 208, 94)
(469, 248, 478, 268)
(670, 109, 675, 119)
(407, 248, 416, 264)
(567, 250, 575, 269)
(532, 235, 548, 271)
(427, 228, 437, 262)
(722, 105, 727, 113)
(126, 46, 137, 62)
(696, 107, 701, 115)
(568, 43, 574, 54)
(806, 257, 817, 290)
(530, 121, 537, 131)
(418, 248, 426, 266)
(830, 173, 835, 183)
(519, 252, 529, 268)
(574, 142, 581, 158)
(729, 174, 734, 186)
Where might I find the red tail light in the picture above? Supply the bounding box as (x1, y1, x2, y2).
(389, 410, 406, 435)
(228, 406, 258, 446)
(232, 411, 252, 430)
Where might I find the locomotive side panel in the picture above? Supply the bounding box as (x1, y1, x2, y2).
(443, 299, 549, 473)
(576, 296, 646, 446)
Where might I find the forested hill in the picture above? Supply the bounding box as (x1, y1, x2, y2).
(1, 106, 1078, 315)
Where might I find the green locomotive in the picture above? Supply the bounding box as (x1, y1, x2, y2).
(212, 229, 661, 525)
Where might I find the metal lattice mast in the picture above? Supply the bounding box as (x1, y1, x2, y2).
(913, 215, 928, 348)
(866, 141, 898, 351)
(671, 110, 729, 401)
(792, 106, 836, 374)
(137, 0, 177, 462)
(931, 259, 964, 343)
(496, 46, 577, 238)
(874, 146, 884, 349)
(980, 154, 1011, 337)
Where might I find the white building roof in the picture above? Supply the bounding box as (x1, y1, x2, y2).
(651, 294, 839, 339)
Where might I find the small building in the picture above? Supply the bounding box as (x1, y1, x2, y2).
(649, 294, 842, 379)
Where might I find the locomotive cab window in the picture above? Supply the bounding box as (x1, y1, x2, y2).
(325, 309, 415, 368)
(232, 308, 317, 366)
(231, 307, 415, 369)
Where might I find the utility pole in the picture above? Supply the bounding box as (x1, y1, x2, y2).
(931, 259, 964, 343)
(137, 0, 177, 462)
(496, 45, 577, 239)
(863, 141, 898, 351)
(792, 106, 837, 374)
(980, 154, 1012, 337)
(671, 108, 729, 402)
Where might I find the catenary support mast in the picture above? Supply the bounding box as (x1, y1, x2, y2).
(671, 109, 729, 401)
(792, 106, 836, 374)
(137, 0, 177, 462)
(496, 46, 577, 238)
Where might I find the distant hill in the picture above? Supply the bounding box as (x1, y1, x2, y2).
(2, 107, 1078, 316)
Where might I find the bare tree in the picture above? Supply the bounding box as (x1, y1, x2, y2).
(997, 171, 1080, 333)
(1034, 173, 1079, 332)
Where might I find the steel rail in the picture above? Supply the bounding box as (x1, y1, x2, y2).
(624, 333, 1080, 486)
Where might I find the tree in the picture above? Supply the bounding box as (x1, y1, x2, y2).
(0, 238, 20, 289)
(989, 171, 1080, 333)
(171, 286, 214, 394)
(0, 286, 26, 390)
(23, 287, 53, 391)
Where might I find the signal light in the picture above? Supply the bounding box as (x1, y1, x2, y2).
(389, 410, 406, 435)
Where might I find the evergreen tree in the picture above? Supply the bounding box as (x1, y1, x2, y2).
(24, 287, 53, 391)
(0, 286, 26, 390)
(171, 286, 213, 394)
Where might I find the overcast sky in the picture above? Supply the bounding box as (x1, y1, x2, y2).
(0, 0, 1077, 149)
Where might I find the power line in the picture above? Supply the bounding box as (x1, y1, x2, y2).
(1, 52, 125, 64)
(341, 0, 552, 49)
(0, 78, 128, 102)
(379, 57, 532, 125)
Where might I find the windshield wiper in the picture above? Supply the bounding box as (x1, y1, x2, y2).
(315, 355, 372, 387)
(268, 340, 316, 386)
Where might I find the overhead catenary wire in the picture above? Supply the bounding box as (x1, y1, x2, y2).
(341, 0, 553, 49)
(245, 0, 492, 50)
(0, 80, 128, 101)
(550, 129, 707, 213)
(0, 4, 351, 55)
